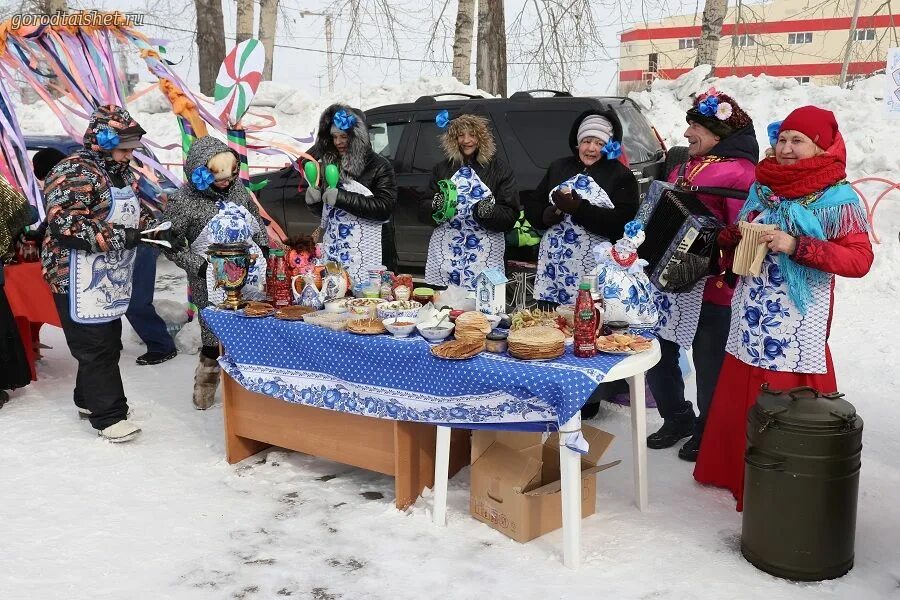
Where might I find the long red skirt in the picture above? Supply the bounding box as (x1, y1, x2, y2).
(693, 348, 837, 511)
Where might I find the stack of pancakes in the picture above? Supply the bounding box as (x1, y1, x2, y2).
(454, 311, 492, 341)
(507, 326, 566, 360)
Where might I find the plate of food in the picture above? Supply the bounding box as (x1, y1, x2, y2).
(595, 333, 654, 355)
(274, 305, 316, 321)
(239, 302, 276, 318)
(430, 338, 485, 360)
(346, 317, 387, 335)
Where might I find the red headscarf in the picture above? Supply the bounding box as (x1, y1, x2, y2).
(755, 132, 847, 198)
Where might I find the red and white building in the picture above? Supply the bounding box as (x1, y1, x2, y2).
(618, 0, 898, 93)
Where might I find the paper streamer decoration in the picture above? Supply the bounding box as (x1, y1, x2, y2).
(227, 128, 250, 186)
(214, 39, 264, 127)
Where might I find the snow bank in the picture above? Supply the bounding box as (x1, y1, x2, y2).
(630, 67, 900, 182)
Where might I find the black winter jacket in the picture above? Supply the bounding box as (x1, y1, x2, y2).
(524, 109, 640, 240)
(418, 156, 520, 232)
(306, 148, 397, 222)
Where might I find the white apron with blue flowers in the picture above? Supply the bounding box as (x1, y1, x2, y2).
(425, 166, 504, 290)
(321, 179, 383, 288)
(725, 252, 830, 373)
(190, 203, 267, 304)
(535, 173, 614, 305)
(69, 184, 139, 324)
(653, 280, 707, 348)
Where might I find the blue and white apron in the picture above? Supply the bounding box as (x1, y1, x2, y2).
(69, 184, 139, 324)
(653, 279, 707, 348)
(535, 173, 613, 305)
(725, 252, 830, 374)
(190, 203, 267, 304)
(321, 179, 383, 288)
(425, 166, 505, 290)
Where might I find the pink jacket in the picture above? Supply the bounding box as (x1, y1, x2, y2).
(667, 155, 757, 306)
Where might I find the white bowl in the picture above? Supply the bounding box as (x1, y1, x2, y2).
(382, 317, 418, 338)
(416, 322, 455, 342)
(346, 297, 386, 316)
(324, 298, 349, 314)
(376, 300, 422, 321)
(484, 313, 502, 329)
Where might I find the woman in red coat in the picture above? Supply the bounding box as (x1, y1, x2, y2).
(694, 106, 874, 511)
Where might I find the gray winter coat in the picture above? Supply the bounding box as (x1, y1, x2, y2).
(163, 136, 268, 347)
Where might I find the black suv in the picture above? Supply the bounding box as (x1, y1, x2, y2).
(251, 91, 677, 272)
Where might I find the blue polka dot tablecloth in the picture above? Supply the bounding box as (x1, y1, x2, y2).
(203, 308, 629, 431)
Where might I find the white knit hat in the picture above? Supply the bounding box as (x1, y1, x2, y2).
(576, 115, 614, 145)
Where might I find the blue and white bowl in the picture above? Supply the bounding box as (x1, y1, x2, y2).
(377, 300, 422, 322)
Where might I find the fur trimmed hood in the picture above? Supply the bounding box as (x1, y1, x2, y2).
(310, 103, 371, 179)
(440, 114, 496, 167)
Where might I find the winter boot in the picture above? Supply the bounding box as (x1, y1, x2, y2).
(193, 354, 220, 410)
(136, 349, 177, 365)
(99, 419, 141, 443)
(678, 434, 702, 462)
(647, 408, 695, 449)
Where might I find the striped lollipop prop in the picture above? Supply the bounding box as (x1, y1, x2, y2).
(213, 39, 264, 127)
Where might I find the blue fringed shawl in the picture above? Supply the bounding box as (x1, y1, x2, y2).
(739, 181, 869, 314)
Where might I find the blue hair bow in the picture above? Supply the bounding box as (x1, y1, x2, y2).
(698, 95, 719, 117)
(602, 139, 622, 160)
(96, 128, 120, 150)
(767, 120, 783, 147)
(332, 109, 357, 131)
(624, 220, 643, 237)
(435, 110, 450, 129)
(191, 165, 215, 191)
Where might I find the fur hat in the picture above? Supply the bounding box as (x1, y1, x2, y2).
(779, 105, 838, 150)
(576, 115, 614, 145)
(310, 104, 371, 179)
(441, 114, 496, 166)
(686, 88, 752, 139)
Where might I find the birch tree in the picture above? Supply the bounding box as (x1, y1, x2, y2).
(452, 0, 475, 85)
(236, 0, 254, 44)
(258, 0, 278, 80)
(695, 0, 728, 68)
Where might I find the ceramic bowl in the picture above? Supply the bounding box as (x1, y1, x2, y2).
(376, 300, 422, 321)
(416, 322, 455, 342)
(382, 317, 418, 338)
(346, 297, 386, 316)
(484, 313, 502, 330)
(324, 298, 349, 314)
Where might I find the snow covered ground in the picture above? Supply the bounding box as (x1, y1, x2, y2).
(3, 72, 900, 599)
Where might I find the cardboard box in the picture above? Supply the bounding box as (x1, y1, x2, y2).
(469, 426, 619, 543)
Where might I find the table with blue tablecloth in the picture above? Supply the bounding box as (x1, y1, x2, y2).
(204, 308, 661, 567)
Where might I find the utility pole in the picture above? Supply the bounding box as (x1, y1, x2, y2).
(300, 10, 335, 93)
(839, 0, 864, 88)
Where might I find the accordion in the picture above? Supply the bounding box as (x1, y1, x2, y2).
(637, 180, 722, 292)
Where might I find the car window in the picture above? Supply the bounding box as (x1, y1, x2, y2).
(614, 104, 663, 163)
(411, 121, 447, 173)
(368, 121, 408, 161)
(504, 110, 577, 169)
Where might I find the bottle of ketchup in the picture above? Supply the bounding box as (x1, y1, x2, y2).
(573, 282, 597, 358)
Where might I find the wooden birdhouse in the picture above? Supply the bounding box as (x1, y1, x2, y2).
(475, 268, 508, 315)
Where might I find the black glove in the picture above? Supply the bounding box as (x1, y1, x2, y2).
(551, 188, 583, 215)
(474, 199, 495, 220)
(542, 205, 564, 227)
(665, 252, 708, 292)
(157, 229, 188, 252)
(124, 228, 141, 249)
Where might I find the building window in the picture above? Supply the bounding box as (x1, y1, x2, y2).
(678, 38, 700, 50)
(855, 28, 876, 41)
(732, 34, 756, 47)
(788, 32, 813, 44)
(648, 53, 658, 73)
(794, 76, 811, 85)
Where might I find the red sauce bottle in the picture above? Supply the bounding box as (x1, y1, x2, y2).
(574, 282, 597, 358)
